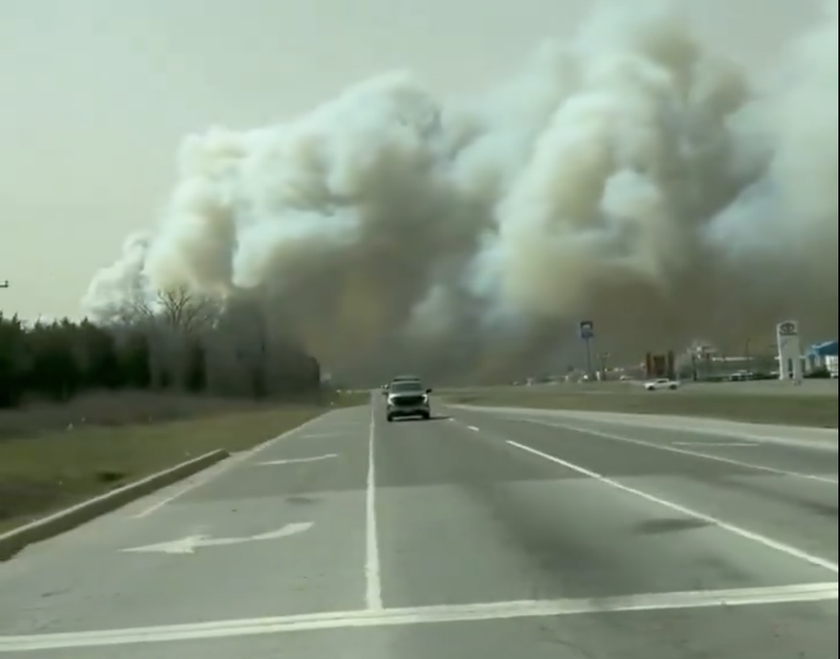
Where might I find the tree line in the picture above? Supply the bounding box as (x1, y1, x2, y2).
(0, 286, 322, 409)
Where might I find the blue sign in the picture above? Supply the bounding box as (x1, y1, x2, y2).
(579, 320, 594, 340)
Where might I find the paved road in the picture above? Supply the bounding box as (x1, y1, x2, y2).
(672, 379, 839, 396)
(0, 398, 837, 657)
(445, 378, 839, 396)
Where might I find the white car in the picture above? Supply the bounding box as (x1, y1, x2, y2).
(644, 378, 679, 391)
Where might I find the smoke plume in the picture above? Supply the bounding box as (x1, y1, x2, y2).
(82, 1, 838, 384)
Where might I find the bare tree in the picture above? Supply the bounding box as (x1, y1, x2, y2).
(147, 286, 220, 389)
(93, 279, 154, 329)
(68, 278, 323, 400)
(156, 285, 221, 334)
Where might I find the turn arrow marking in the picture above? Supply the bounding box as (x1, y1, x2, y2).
(121, 522, 313, 555)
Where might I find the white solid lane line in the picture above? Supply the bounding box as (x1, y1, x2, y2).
(672, 442, 758, 447)
(1, 582, 836, 651)
(257, 454, 338, 465)
(365, 398, 383, 610)
(506, 439, 839, 574)
(521, 418, 839, 485)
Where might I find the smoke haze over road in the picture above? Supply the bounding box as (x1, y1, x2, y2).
(83, 1, 838, 383)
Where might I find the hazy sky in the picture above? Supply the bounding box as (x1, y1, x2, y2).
(0, 0, 822, 320)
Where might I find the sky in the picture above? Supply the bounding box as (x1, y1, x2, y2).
(0, 0, 825, 323)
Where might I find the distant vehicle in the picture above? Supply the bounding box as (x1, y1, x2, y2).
(386, 379, 432, 422)
(644, 378, 679, 391)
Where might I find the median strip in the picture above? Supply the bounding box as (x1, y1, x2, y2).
(0, 402, 361, 559)
(0, 450, 229, 561)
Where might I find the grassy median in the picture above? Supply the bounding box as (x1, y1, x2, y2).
(442, 389, 838, 429)
(0, 390, 369, 534)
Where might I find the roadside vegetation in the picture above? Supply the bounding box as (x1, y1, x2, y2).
(0, 286, 367, 533)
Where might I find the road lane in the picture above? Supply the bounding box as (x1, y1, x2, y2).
(451, 405, 839, 565)
(1, 396, 837, 658)
(376, 408, 835, 598)
(371, 402, 837, 658)
(451, 404, 839, 449)
(503, 411, 838, 480)
(0, 406, 370, 637)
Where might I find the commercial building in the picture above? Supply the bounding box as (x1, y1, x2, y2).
(806, 340, 839, 375)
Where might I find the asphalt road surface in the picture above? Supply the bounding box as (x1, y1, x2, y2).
(446, 377, 839, 396)
(0, 397, 837, 658)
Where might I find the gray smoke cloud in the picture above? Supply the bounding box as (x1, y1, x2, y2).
(82, 1, 838, 384)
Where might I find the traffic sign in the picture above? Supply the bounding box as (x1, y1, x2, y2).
(579, 321, 594, 340)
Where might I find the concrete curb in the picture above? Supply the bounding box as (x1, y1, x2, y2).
(0, 449, 230, 562)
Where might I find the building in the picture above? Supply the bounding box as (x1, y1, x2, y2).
(806, 340, 839, 375)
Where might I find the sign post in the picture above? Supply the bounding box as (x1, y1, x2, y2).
(579, 321, 594, 381)
(775, 320, 802, 383)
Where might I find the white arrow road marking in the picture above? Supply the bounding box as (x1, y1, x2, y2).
(120, 522, 313, 555)
(257, 454, 338, 465)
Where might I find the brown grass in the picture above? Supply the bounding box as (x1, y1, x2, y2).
(442, 389, 838, 429)
(0, 390, 369, 533)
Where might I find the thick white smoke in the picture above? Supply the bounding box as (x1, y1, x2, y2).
(83, 1, 838, 383)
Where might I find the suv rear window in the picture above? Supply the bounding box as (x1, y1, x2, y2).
(389, 381, 424, 393)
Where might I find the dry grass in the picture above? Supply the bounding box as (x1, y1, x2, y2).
(0, 390, 367, 442)
(442, 389, 838, 429)
(0, 390, 369, 533)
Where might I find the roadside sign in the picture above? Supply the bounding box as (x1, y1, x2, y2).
(579, 321, 594, 340)
(777, 321, 797, 336)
